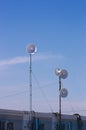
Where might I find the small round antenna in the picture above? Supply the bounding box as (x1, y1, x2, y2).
(60, 69, 68, 79)
(55, 68, 61, 76)
(26, 44, 37, 54)
(60, 88, 68, 98)
(55, 68, 68, 79)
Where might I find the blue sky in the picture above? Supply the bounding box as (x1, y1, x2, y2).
(0, 0, 86, 115)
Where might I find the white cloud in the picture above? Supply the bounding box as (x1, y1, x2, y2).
(34, 53, 65, 61)
(0, 53, 65, 66)
(0, 56, 28, 66)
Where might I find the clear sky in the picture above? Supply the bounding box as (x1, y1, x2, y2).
(0, 0, 86, 116)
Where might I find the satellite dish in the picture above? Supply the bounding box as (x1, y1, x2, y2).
(26, 44, 37, 54)
(60, 88, 68, 98)
(55, 68, 61, 76)
(55, 68, 68, 79)
(60, 69, 68, 79)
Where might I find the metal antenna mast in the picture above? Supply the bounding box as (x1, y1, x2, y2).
(55, 68, 68, 130)
(29, 53, 32, 119)
(26, 44, 37, 126)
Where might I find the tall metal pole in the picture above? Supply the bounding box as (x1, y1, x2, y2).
(55, 68, 68, 130)
(29, 53, 32, 121)
(59, 76, 61, 130)
(26, 44, 37, 130)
